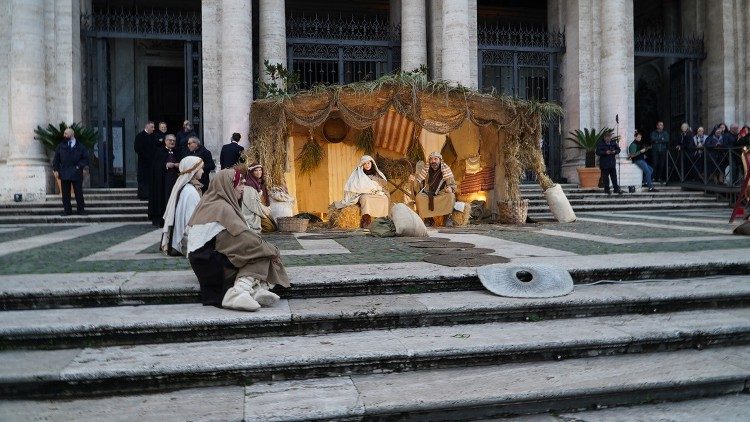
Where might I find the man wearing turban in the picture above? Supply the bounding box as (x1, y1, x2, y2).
(410, 152, 457, 226)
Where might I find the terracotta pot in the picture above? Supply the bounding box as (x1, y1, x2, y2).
(576, 167, 601, 189)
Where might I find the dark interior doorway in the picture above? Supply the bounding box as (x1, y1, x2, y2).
(148, 66, 184, 135)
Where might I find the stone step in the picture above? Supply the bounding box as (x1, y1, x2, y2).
(526, 197, 719, 207)
(3, 252, 750, 310)
(0, 207, 146, 216)
(0, 214, 148, 225)
(527, 202, 727, 213)
(45, 194, 139, 201)
(3, 350, 747, 421)
(1, 308, 748, 398)
(0, 201, 146, 209)
(2, 276, 748, 350)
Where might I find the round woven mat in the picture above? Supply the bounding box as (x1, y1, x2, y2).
(415, 247, 494, 255)
(423, 254, 510, 267)
(399, 237, 450, 243)
(409, 241, 476, 249)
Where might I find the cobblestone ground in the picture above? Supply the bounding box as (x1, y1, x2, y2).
(0, 210, 746, 275)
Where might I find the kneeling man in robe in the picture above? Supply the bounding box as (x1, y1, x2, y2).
(335, 155, 390, 228)
(412, 152, 457, 226)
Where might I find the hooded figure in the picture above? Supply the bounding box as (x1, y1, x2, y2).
(187, 169, 290, 312)
(242, 163, 276, 234)
(413, 152, 457, 222)
(335, 155, 390, 228)
(161, 156, 204, 256)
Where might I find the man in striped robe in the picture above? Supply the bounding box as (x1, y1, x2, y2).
(411, 152, 457, 225)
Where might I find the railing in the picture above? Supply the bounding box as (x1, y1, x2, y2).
(666, 147, 747, 201)
(81, 8, 202, 40)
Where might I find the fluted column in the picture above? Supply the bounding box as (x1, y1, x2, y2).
(401, 0, 427, 72)
(221, 0, 253, 148)
(441, 0, 471, 86)
(599, 0, 639, 188)
(2, 0, 49, 201)
(259, 0, 286, 84)
(468, 0, 477, 89)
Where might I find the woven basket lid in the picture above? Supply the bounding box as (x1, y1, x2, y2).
(476, 263, 573, 298)
(322, 117, 349, 143)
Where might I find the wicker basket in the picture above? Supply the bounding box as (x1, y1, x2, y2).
(277, 217, 309, 233)
(496, 199, 529, 225)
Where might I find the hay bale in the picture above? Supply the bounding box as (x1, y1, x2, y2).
(328, 204, 361, 229)
(451, 205, 472, 227)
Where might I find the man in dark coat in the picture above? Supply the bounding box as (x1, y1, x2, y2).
(148, 134, 182, 227)
(53, 128, 89, 215)
(596, 131, 622, 195)
(220, 133, 244, 169)
(154, 121, 168, 146)
(185, 136, 215, 192)
(134, 121, 156, 200)
(176, 120, 197, 155)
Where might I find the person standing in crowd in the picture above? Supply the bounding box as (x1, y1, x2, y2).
(161, 156, 204, 256)
(186, 169, 290, 312)
(185, 136, 215, 193)
(705, 126, 725, 183)
(220, 133, 245, 169)
(134, 121, 156, 200)
(675, 123, 693, 182)
(688, 126, 707, 181)
(596, 131, 622, 195)
(53, 128, 89, 216)
(149, 134, 183, 227)
(176, 120, 196, 154)
(154, 121, 168, 146)
(650, 121, 669, 183)
(723, 124, 738, 146)
(629, 131, 658, 192)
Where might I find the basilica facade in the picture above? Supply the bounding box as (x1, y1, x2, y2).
(1, 0, 748, 201)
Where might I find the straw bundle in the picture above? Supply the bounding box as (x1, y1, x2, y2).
(328, 204, 361, 229)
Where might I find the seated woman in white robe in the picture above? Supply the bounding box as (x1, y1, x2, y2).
(161, 156, 204, 256)
(242, 163, 276, 234)
(334, 155, 390, 228)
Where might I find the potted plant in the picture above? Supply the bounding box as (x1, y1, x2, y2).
(566, 127, 617, 188)
(34, 122, 98, 194)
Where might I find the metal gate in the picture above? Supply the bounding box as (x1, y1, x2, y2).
(286, 15, 400, 88)
(478, 25, 565, 181)
(80, 8, 202, 187)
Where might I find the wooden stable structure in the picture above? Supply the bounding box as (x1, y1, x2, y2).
(244, 74, 561, 219)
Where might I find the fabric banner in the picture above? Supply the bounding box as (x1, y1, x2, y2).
(460, 166, 495, 193)
(372, 109, 415, 155)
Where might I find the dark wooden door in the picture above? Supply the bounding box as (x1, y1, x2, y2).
(148, 66, 185, 134)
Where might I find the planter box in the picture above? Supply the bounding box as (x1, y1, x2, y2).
(576, 167, 601, 189)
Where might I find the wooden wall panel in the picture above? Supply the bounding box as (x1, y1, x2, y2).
(327, 142, 361, 205)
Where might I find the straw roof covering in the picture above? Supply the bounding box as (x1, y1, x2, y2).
(244, 73, 562, 202)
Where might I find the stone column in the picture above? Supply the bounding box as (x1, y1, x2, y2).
(599, 0, 639, 188)
(259, 0, 286, 84)
(0, 1, 12, 165)
(468, 0, 477, 89)
(220, 0, 253, 149)
(2, 0, 49, 201)
(401, 0, 427, 72)
(441, 0, 471, 86)
(201, 0, 222, 153)
(428, 0, 443, 80)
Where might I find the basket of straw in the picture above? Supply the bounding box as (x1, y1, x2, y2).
(277, 217, 309, 233)
(496, 199, 529, 225)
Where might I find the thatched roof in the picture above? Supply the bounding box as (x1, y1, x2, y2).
(244, 73, 562, 202)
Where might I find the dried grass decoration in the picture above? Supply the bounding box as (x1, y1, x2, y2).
(406, 131, 425, 163)
(356, 127, 376, 155)
(298, 132, 325, 174)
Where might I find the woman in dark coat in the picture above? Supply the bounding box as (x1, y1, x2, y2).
(148, 134, 183, 227)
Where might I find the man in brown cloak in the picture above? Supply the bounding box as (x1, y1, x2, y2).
(411, 152, 457, 225)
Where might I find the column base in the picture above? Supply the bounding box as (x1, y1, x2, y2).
(0, 161, 53, 202)
(617, 158, 645, 192)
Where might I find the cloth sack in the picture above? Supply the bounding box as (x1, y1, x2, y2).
(369, 217, 397, 237)
(390, 203, 428, 237)
(543, 184, 576, 223)
(269, 187, 295, 219)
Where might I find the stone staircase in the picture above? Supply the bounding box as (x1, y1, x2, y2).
(0, 184, 726, 225)
(0, 188, 147, 224)
(1, 266, 749, 419)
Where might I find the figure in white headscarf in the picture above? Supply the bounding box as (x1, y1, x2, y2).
(335, 155, 390, 228)
(410, 151, 457, 226)
(161, 156, 204, 256)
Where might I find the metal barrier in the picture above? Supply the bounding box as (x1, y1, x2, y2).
(666, 147, 746, 202)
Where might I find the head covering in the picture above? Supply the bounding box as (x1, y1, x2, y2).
(161, 156, 204, 250)
(188, 168, 249, 236)
(415, 158, 454, 184)
(477, 263, 574, 298)
(429, 151, 443, 160)
(245, 163, 270, 206)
